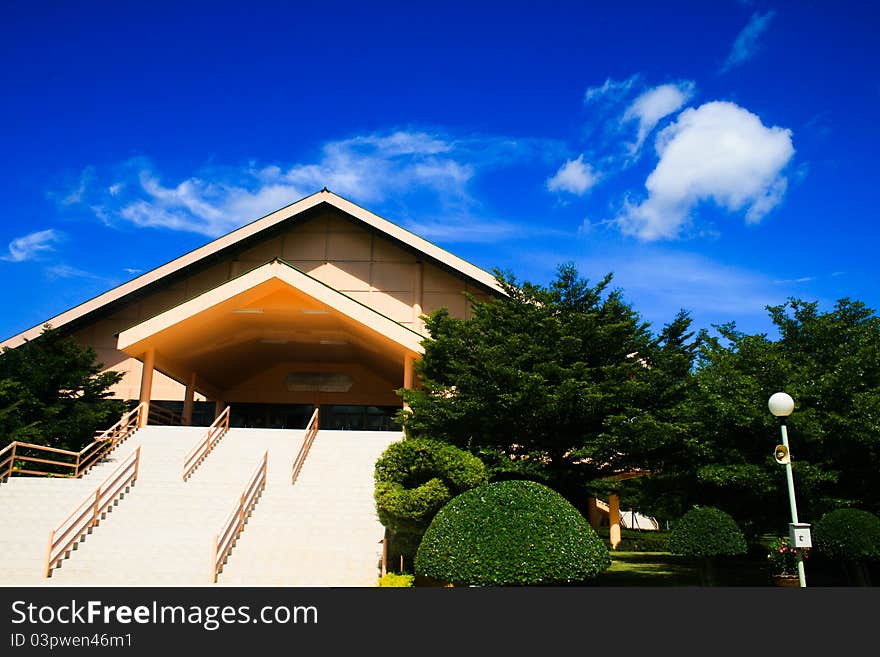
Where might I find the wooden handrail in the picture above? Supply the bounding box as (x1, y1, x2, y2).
(44, 446, 141, 577)
(291, 407, 319, 484)
(7, 442, 79, 457)
(74, 402, 144, 477)
(211, 450, 268, 582)
(182, 406, 230, 481)
(0, 403, 144, 481)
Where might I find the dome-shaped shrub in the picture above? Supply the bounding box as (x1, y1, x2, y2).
(414, 480, 610, 586)
(668, 506, 747, 558)
(668, 506, 747, 586)
(814, 508, 880, 585)
(813, 508, 880, 562)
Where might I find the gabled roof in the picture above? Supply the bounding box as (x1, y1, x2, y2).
(1, 189, 503, 349)
(117, 258, 425, 357)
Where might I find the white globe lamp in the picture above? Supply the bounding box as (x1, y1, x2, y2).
(768, 392, 795, 417)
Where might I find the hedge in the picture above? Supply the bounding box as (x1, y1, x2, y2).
(374, 438, 487, 565)
(814, 508, 880, 562)
(667, 506, 747, 558)
(414, 480, 611, 586)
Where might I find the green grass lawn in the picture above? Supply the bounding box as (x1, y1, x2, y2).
(594, 551, 773, 586)
(594, 550, 870, 586)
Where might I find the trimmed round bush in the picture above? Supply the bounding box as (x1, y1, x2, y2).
(667, 506, 747, 558)
(414, 480, 611, 586)
(374, 438, 487, 536)
(814, 508, 880, 562)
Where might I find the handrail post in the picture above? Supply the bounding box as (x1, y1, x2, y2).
(74, 452, 81, 478)
(211, 535, 219, 583)
(9, 442, 16, 479)
(91, 488, 101, 529)
(133, 446, 141, 483)
(44, 528, 56, 578)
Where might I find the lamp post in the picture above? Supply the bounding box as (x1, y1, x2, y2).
(768, 392, 808, 588)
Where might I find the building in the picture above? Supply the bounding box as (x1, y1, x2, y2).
(0, 189, 502, 431)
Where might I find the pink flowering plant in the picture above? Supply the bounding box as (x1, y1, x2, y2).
(767, 536, 809, 576)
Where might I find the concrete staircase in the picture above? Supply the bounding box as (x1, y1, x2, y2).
(218, 430, 401, 586)
(0, 425, 401, 586)
(46, 425, 241, 585)
(0, 427, 163, 585)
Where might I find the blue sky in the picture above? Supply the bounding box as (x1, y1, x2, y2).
(1, 0, 877, 341)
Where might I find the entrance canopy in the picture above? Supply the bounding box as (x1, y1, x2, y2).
(117, 259, 423, 397)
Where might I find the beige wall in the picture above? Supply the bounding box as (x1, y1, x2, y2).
(223, 361, 401, 406)
(71, 209, 490, 402)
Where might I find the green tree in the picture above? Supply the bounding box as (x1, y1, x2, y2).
(0, 325, 125, 450)
(374, 438, 487, 568)
(400, 264, 697, 511)
(667, 505, 747, 586)
(654, 298, 880, 535)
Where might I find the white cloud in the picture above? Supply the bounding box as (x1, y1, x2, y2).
(616, 101, 795, 241)
(773, 276, 814, 285)
(2, 229, 63, 262)
(60, 168, 94, 205)
(720, 10, 776, 73)
(403, 217, 524, 243)
(546, 155, 599, 195)
(45, 264, 104, 280)
(584, 75, 639, 104)
(592, 249, 782, 317)
(69, 130, 556, 238)
(621, 82, 696, 155)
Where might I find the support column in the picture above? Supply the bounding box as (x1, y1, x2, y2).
(587, 497, 602, 529)
(609, 493, 621, 550)
(137, 348, 155, 427)
(182, 372, 196, 426)
(402, 354, 415, 411)
(214, 399, 226, 420)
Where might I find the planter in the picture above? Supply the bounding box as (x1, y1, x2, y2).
(772, 575, 800, 587)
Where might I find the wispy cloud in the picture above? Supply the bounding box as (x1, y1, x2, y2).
(59, 168, 94, 205)
(1, 229, 63, 262)
(60, 129, 561, 239)
(525, 245, 793, 333)
(44, 264, 106, 280)
(546, 155, 600, 196)
(621, 81, 696, 156)
(720, 10, 777, 73)
(584, 75, 640, 104)
(616, 101, 794, 241)
(773, 276, 814, 285)
(589, 249, 782, 318)
(402, 216, 528, 243)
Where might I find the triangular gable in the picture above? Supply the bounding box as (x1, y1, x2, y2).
(2, 189, 502, 349)
(116, 259, 425, 357)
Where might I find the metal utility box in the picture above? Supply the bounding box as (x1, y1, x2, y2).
(789, 523, 812, 548)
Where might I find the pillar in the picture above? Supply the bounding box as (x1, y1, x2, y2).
(182, 372, 196, 426)
(214, 399, 226, 420)
(609, 493, 621, 550)
(587, 497, 602, 529)
(137, 347, 155, 427)
(402, 354, 415, 411)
